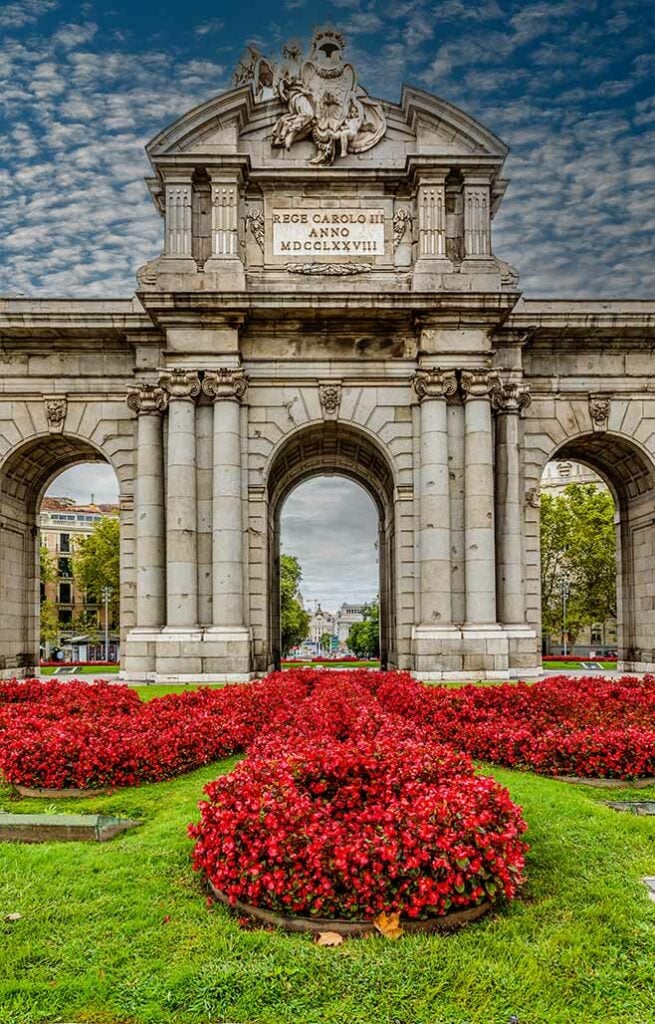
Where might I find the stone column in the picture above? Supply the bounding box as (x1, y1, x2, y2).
(412, 173, 450, 290)
(494, 380, 531, 626)
(461, 369, 501, 625)
(463, 179, 491, 259)
(412, 368, 458, 626)
(159, 368, 201, 628)
(202, 368, 248, 627)
(126, 383, 167, 629)
(203, 171, 245, 287)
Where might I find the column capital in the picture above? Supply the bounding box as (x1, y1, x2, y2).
(158, 368, 202, 401)
(492, 379, 531, 414)
(460, 368, 502, 401)
(412, 367, 458, 402)
(127, 382, 168, 415)
(202, 367, 248, 402)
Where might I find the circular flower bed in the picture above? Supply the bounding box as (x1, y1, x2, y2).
(189, 733, 528, 922)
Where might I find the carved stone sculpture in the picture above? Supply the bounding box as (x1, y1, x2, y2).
(285, 262, 372, 275)
(202, 368, 249, 401)
(589, 394, 610, 431)
(319, 381, 342, 419)
(44, 397, 66, 433)
(245, 208, 265, 253)
(393, 208, 412, 251)
(412, 368, 458, 402)
(234, 28, 387, 167)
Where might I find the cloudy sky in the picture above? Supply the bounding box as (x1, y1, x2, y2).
(7, 0, 655, 605)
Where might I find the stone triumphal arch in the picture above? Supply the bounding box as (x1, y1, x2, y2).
(1, 28, 655, 681)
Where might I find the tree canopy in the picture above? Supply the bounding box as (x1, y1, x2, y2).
(72, 516, 120, 626)
(280, 554, 310, 656)
(347, 601, 380, 659)
(540, 482, 616, 644)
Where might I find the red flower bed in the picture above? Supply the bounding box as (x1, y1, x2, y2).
(190, 728, 527, 921)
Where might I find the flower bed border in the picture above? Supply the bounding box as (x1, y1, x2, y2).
(207, 880, 490, 936)
(552, 775, 655, 789)
(14, 784, 113, 799)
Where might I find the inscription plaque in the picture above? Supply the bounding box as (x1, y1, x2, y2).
(272, 208, 385, 257)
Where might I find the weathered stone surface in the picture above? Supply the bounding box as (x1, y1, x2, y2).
(0, 34, 654, 681)
(0, 813, 140, 843)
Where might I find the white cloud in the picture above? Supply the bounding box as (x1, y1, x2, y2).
(0, 0, 58, 29)
(281, 477, 379, 608)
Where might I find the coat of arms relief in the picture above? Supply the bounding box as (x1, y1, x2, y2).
(233, 28, 387, 167)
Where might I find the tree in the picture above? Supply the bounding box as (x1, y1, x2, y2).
(347, 600, 380, 659)
(40, 600, 60, 650)
(72, 516, 120, 626)
(319, 631, 333, 654)
(280, 554, 310, 656)
(540, 483, 616, 645)
(40, 544, 56, 586)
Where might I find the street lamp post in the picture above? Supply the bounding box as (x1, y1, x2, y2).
(102, 586, 112, 661)
(560, 575, 570, 657)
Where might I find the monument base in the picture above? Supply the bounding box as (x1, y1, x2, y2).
(411, 623, 540, 680)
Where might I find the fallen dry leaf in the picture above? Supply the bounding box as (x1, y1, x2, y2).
(316, 930, 344, 946)
(373, 911, 404, 940)
(5, 912, 22, 922)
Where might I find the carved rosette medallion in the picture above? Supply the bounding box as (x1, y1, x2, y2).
(589, 394, 610, 432)
(158, 369, 202, 401)
(319, 381, 342, 420)
(492, 379, 531, 415)
(126, 383, 168, 415)
(460, 369, 502, 402)
(412, 368, 458, 402)
(202, 368, 249, 402)
(44, 397, 67, 433)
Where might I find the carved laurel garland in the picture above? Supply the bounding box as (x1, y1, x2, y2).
(285, 262, 372, 276)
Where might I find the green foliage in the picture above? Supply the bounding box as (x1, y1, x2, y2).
(39, 544, 56, 585)
(347, 600, 380, 658)
(72, 516, 120, 626)
(319, 630, 332, 653)
(280, 554, 310, 656)
(70, 612, 101, 645)
(39, 600, 59, 646)
(540, 483, 616, 643)
(2, 736, 655, 1024)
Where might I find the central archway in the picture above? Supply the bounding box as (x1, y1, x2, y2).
(266, 422, 397, 670)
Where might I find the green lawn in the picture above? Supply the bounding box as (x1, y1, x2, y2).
(40, 664, 121, 676)
(543, 661, 617, 671)
(2, 720, 655, 1024)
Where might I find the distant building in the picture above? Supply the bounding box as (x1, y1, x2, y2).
(300, 600, 367, 654)
(540, 460, 607, 492)
(39, 497, 120, 659)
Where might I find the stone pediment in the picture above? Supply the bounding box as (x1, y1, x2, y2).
(141, 29, 513, 294)
(147, 83, 507, 171)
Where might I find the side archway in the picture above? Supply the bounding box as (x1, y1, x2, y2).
(264, 422, 397, 670)
(0, 434, 124, 677)
(539, 431, 655, 669)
